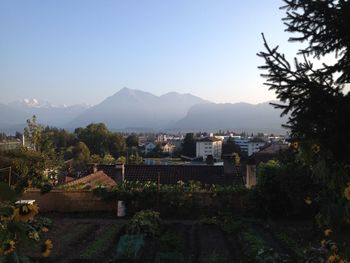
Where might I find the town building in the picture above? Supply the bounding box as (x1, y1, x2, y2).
(144, 142, 156, 155)
(196, 137, 222, 159)
(235, 138, 266, 156)
(161, 142, 176, 154)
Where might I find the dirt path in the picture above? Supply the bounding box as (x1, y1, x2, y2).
(196, 224, 235, 263)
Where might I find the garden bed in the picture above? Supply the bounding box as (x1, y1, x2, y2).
(24, 215, 349, 263)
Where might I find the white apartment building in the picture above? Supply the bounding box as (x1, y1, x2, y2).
(196, 137, 222, 159)
(235, 138, 266, 156)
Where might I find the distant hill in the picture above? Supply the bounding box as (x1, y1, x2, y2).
(0, 100, 89, 133)
(0, 88, 288, 134)
(68, 87, 209, 130)
(169, 101, 288, 133)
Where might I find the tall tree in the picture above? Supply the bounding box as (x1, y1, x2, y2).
(72, 142, 90, 162)
(75, 123, 110, 156)
(126, 134, 139, 148)
(24, 115, 42, 151)
(258, 0, 350, 164)
(109, 133, 127, 158)
(182, 133, 196, 157)
(222, 137, 241, 156)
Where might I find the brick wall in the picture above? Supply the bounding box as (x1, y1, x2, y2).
(22, 189, 117, 213)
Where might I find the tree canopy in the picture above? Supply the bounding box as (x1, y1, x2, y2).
(24, 115, 42, 151)
(75, 123, 111, 156)
(182, 133, 196, 157)
(258, 0, 350, 163)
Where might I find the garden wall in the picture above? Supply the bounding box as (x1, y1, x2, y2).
(22, 189, 117, 213)
(22, 189, 248, 217)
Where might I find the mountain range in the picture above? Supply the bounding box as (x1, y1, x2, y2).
(0, 88, 288, 134)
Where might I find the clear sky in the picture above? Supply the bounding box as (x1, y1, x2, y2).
(0, 0, 300, 106)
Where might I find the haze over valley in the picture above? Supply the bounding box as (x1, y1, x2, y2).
(0, 88, 287, 134)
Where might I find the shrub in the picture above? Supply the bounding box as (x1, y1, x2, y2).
(126, 210, 161, 237)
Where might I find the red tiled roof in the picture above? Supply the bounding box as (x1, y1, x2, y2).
(63, 171, 117, 188)
(86, 164, 243, 185)
(197, 137, 222, 142)
(124, 165, 242, 185)
(65, 176, 75, 183)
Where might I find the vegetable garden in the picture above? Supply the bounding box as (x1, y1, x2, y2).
(20, 211, 349, 263)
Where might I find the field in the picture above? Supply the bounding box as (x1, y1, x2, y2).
(25, 213, 330, 263)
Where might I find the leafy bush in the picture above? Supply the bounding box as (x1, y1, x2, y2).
(126, 210, 160, 237)
(249, 158, 317, 219)
(93, 180, 248, 218)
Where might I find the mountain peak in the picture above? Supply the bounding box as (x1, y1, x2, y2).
(23, 98, 41, 107)
(119, 87, 132, 92)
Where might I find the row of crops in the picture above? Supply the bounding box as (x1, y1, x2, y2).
(29, 211, 316, 263)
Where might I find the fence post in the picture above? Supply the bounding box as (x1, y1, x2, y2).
(8, 166, 11, 186)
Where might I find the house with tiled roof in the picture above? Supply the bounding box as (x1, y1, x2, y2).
(62, 170, 117, 189)
(161, 142, 176, 154)
(82, 163, 243, 185)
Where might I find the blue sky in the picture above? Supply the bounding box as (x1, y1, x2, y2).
(0, 0, 300, 106)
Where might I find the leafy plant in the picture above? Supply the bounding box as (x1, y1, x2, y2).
(0, 183, 53, 262)
(126, 210, 160, 238)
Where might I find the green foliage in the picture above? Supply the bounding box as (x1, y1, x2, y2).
(239, 228, 272, 263)
(116, 156, 126, 164)
(258, 0, 350, 230)
(74, 125, 127, 159)
(72, 142, 90, 162)
(182, 133, 196, 157)
(75, 123, 111, 156)
(94, 180, 248, 219)
(128, 152, 143, 165)
(258, 0, 350, 164)
(89, 154, 101, 163)
(109, 133, 126, 158)
(222, 137, 241, 156)
(0, 148, 47, 192)
(24, 115, 42, 152)
(250, 158, 316, 218)
(0, 184, 50, 262)
(101, 154, 116, 165)
(126, 134, 139, 148)
(126, 210, 161, 238)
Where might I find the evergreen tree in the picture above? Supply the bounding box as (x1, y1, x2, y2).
(258, 0, 350, 163)
(182, 133, 196, 157)
(222, 137, 241, 156)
